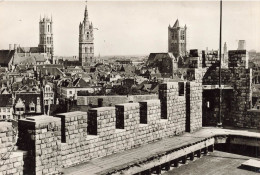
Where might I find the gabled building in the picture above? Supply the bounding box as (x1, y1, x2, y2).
(14, 92, 43, 119)
(0, 94, 14, 120)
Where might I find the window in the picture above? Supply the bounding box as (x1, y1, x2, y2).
(69, 91, 72, 94)
(30, 107, 35, 112)
(48, 25, 50, 32)
(7, 108, 10, 112)
(90, 47, 92, 53)
(85, 47, 88, 53)
(3, 108, 6, 112)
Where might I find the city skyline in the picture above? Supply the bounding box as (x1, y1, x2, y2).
(0, 1, 260, 56)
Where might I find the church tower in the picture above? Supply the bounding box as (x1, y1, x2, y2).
(79, 2, 94, 66)
(38, 15, 54, 59)
(168, 19, 187, 57)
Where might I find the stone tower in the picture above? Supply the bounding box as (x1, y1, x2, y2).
(168, 19, 187, 57)
(79, 3, 94, 66)
(38, 15, 54, 58)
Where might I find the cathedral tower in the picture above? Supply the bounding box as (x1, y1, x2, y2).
(38, 15, 54, 58)
(79, 3, 94, 66)
(168, 19, 187, 57)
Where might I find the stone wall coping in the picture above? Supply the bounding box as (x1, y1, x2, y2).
(9, 152, 24, 159)
(160, 82, 179, 86)
(115, 129, 126, 133)
(56, 111, 86, 116)
(139, 99, 160, 104)
(86, 135, 99, 140)
(139, 124, 148, 127)
(20, 115, 61, 124)
(89, 107, 115, 112)
(115, 103, 139, 107)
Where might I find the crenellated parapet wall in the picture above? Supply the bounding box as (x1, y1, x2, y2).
(0, 122, 24, 175)
(55, 111, 88, 166)
(187, 82, 203, 132)
(14, 81, 203, 174)
(17, 116, 61, 175)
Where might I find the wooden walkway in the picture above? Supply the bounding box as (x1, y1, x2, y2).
(62, 127, 260, 175)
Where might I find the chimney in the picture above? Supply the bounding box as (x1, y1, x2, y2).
(14, 44, 17, 53)
(9, 44, 12, 51)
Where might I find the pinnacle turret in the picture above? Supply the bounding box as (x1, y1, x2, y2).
(173, 19, 179, 28)
(84, 3, 89, 23)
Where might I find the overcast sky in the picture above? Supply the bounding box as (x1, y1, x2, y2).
(0, 1, 259, 56)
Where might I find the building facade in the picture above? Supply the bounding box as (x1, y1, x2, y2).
(0, 94, 13, 120)
(38, 15, 54, 59)
(168, 19, 187, 57)
(79, 4, 94, 66)
(43, 83, 55, 106)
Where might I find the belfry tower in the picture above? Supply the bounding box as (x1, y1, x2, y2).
(38, 15, 54, 58)
(168, 19, 187, 57)
(79, 2, 94, 66)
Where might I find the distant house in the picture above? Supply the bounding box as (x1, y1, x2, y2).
(58, 86, 102, 100)
(14, 92, 44, 119)
(43, 83, 55, 106)
(0, 94, 14, 120)
(57, 78, 102, 100)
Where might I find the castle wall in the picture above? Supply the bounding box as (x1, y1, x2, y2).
(17, 116, 61, 175)
(202, 67, 259, 128)
(77, 94, 158, 107)
(0, 122, 24, 175)
(187, 82, 203, 132)
(14, 81, 203, 174)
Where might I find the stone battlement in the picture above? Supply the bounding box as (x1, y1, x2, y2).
(1, 81, 202, 174)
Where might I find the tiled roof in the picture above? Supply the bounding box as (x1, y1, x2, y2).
(13, 55, 36, 64)
(34, 54, 46, 62)
(0, 94, 13, 107)
(13, 53, 46, 65)
(18, 47, 39, 53)
(0, 50, 14, 66)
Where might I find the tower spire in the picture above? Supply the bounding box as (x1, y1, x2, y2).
(84, 1, 89, 22)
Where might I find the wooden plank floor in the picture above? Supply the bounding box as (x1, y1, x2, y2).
(62, 127, 260, 175)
